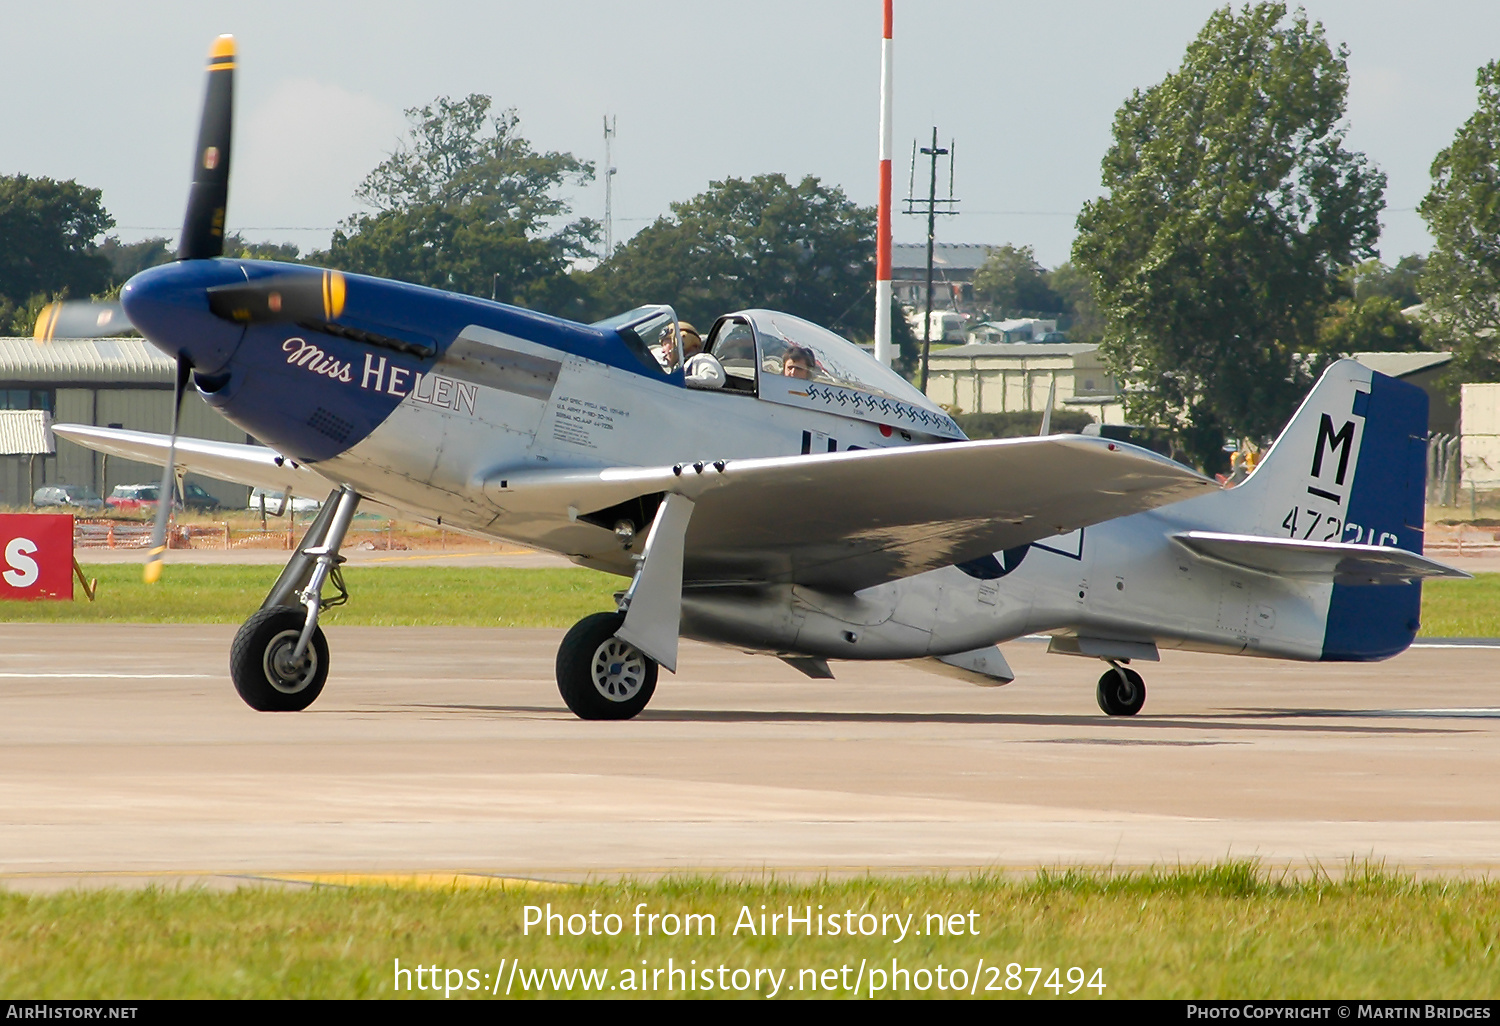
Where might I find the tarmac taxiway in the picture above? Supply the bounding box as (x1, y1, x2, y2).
(1, 622, 1498, 889)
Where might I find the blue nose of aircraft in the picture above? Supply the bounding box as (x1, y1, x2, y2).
(120, 260, 249, 375)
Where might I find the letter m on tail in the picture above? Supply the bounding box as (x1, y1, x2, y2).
(1312, 414, 1355, 486)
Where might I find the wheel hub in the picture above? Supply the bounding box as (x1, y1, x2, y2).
(264, 629, 317, 693)
(591, 637, 647, 703)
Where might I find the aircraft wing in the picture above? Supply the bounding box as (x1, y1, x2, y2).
(496, 436, 1216, 591)
(1172, 531, 1471, 585)
(51, 424, 337, 497)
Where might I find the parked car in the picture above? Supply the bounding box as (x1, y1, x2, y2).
(247, 488, 324, 514)
(106, 482, 222, 513)
(32, 484, 105, 510)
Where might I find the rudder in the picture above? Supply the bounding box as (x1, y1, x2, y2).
(1229, 359, 1429, 660)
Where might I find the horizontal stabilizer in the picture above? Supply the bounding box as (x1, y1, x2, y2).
(1172, 531, 1470, 586)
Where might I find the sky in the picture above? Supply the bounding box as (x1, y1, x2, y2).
(4, 1, 1499, 269)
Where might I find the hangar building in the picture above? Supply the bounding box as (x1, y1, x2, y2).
(0, 337, 252, 508)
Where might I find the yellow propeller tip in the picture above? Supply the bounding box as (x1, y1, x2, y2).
(210, 34, 236, 60)
(33, 302, 60, 342)
(143, 546, 167, 584)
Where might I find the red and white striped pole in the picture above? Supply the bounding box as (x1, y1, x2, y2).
(874, 0, 895, 367)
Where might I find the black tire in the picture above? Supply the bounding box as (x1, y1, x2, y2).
(555, 612, 658, 720)
(1096, 666, 1146, 716)
(230, 605, 329, 712)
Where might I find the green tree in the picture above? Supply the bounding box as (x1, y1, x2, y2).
(98, 236, 174, 285)
(323, 95, 597, 312)
(1420, 60, 1500, 387)
(223, 233, 301, 263)
(1350, 255, 1425, 307)
(585, 173, 917, 366)
(1046, 261, 1104, 341)
(1318, 294, 1425, 353)
(972, 244, 1062, 318)
(1072, 3, 1384, 469)
(0, 175, 114, 314)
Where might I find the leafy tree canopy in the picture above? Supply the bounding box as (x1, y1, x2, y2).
(584, 173, 917, 367)
(322, 95, 597, 312)
(972, 244, 1063, 318)
(1420, 60, 1500, 388)
(1349, 254, 1425, 307)
(1072, 2, 1384, 469)
(98, 237, 173, 286)
(0, 175, 114, 311)
(1046, 262, 1104, 341)
(1318, 294, 1426, 354)
(224, 233, 301, 263)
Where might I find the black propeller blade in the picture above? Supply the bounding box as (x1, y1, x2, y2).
(144, 355, 194, 585)
(177, 35, 235, 261)
(205, 271, 437, 358)
(206, 271, 346, 324)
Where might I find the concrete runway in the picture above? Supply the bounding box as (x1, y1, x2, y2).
(2, 623, 1499, 889)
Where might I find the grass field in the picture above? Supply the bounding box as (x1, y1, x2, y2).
(0, 865, 1495, 999)
(1412, 573, 1500, 637)
(0, 564, 622, 628)
(0, 565, 1496, 637)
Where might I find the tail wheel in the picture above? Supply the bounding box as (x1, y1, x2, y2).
(1096, 666, 1146, 716)
(555, 612, 658, 720)
(230, 605, 328, 712)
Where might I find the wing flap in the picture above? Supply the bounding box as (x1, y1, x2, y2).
(1173, 530, 1471, 585)
(493, 436, 1214, 591)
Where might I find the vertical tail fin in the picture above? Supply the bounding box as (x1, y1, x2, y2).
(1228, 358, 1430, 659)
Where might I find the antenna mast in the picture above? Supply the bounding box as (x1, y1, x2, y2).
(602, 115, 617, 260)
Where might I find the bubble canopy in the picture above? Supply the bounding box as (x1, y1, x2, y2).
(713, 309, 965, 440)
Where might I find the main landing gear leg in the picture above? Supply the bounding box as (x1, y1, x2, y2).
(230, 485, 359, 711)
(1096, 659, 1146, 716)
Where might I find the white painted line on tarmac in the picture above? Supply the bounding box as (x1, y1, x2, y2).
(1326, 708, 1500, 719)
(0, 673, 215, 679)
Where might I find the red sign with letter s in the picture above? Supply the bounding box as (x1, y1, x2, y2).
(0, 514, 73, 600)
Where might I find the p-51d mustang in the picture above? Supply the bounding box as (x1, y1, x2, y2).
(41, 37, 1466, 720)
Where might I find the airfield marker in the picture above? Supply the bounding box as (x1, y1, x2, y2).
(874, 0, 895, 367)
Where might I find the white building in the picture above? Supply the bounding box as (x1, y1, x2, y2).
(922, 342, 1124, 423)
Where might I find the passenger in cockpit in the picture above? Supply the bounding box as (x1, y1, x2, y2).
(782, 345, 815, 379)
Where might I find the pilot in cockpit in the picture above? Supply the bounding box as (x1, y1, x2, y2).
(658, 322, 702, 370)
